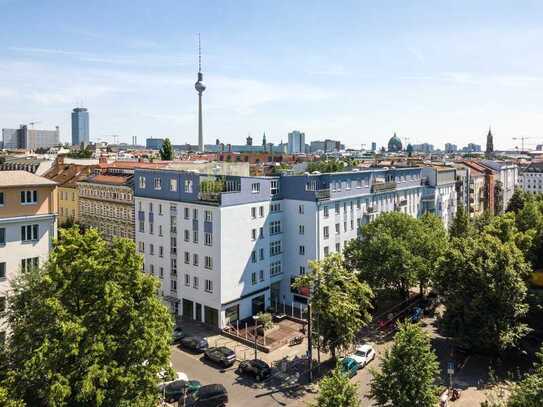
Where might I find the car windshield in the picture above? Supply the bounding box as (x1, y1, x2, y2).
(355, 350, 367, 357)
(218, 347, 233, 355)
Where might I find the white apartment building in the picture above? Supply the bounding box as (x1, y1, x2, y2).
(134, 167, 430, 329)
(0, 171, 57, 343)
(519, 162, 543, 193)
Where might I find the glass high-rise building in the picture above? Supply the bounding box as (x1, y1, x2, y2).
(71, 107, 89, 145)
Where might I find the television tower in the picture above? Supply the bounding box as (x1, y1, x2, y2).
(195, 34, 206, 152)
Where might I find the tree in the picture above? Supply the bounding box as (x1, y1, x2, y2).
(159, 138, 173, 160)
(514, 199, 543, 268)
(495, 181, 504, 215)
(1, 227, 173, 406)
(344, 212, 446, 297)
(435, 234, 531, 353)
(313, 364, 360, 407)
(293, 253, 373, 359)
(449, 204, 471, 238)
(506, 187, 529, 214)
(406, 144, 413, 157)
(369, 322, 439, 407)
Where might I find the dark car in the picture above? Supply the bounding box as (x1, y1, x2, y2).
(204, 346, 236, 367)
(181, 384, 228, 406)
(180, 336, 209, 353)
(236, 359, 271, 381)
(172, 327, 186, 344)
(340, 356, 360, 378)
(159, 379, 201, 403)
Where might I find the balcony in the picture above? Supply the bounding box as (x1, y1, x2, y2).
(198, 177, 241, 203)
(371, 181, 397, 193)
(315, 189, 330, 201)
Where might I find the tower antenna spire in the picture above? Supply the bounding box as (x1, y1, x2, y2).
(198, 33, 202, 73)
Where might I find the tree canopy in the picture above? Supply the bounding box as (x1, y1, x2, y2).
(344, 212, 447, 297)
(370, 322, 439, 407)
(313, 364, 360, 407)
(449, 204, 471, 238)
(0, 227, 173, 406)
(159, 138, 173, 160)
(435, 234, 531, 353)
(293, 253, 373, 359)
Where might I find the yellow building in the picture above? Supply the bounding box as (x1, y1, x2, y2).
(44, 157, 95, 226)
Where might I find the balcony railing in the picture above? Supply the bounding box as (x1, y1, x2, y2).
(315, 189, 330, 201)
(371, 181, 397, 193)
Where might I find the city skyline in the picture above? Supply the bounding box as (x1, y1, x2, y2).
(1, 1, 543, 150)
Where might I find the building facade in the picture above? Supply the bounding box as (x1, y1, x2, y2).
(78, 174, 135, 241)
(2, 125, 60, 150)
(519, 161, 543, 193)
(146, 138, 165, 150)
(134, 167, 427, 328)
(0, 171, 57, 343)
(71, 107, 90, 145)
(421, 167, 457, 226)
(288, 131, 306, 154)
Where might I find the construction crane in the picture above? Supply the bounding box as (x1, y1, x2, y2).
(512, 136, 533, 152)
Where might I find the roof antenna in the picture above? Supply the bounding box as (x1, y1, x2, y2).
(198, 33, 202, 73)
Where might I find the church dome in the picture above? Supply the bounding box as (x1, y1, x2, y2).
(388, 133, 403, 152)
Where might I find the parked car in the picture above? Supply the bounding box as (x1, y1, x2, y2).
(204, 346, 236, 367)
(172, 327, 186, 344)
(180, 384, 228, 406)
(158, 378, 201, 403)
(347, 344, 376, 368)
(180, 336, 209, 353)
(340, 356, 360, 378)
(236, 359, 272, 381)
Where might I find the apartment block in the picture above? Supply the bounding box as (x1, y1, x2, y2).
(0, 171, 57, 343)
(134, 167, 427, 328)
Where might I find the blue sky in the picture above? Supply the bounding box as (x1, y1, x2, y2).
(1, 1, 543, 150)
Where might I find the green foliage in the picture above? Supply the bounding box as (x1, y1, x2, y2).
(1, 227, 173, 406)
(506, 188, 529, 214)
(200, 179, 225, 193)
(256, 312, 273, 331)
(307, 159, 346, 173)
(449, 204, 472, 238)
(370, 322, 439, 407)
(406, 144, 413, 157)
(313, 364, 360, 407)
(293, 253, 373, 359)
(159, 138, 173, 160)
(344, 212, 447, 297)
(435, 234, 531, 353)
(495, 181, 504, 215)
(68, 146, 93, 159)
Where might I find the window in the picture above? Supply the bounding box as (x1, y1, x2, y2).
(299, 266, 306, 275)
(171, 280, 177, 291)
(21, 257, 39, 272)
(21, 224, 38, 242)
(336, 242, 341, 252)
(259, 269, 264, 282)
(251, 229, 257, 240)
(270, 221, 281, 235)
(193, 254, 199, 266)
(205, 210, 212, 222)
(139, 176, 146, 188)
(184, 208, 190, 219)
(251, 207, 256, 218)
(0, 192, 4, 206)
(138, 241, 145, 253)
(259, 227, 264, 239)
(259, 206, 264, 217)
(184, 230, 190, 242)
(193, 276, 199, 289)
(335, 203, 340, 214)
(204, 256, 213, 270)
(299, 225, 304, 235)
(204, 232, 213, 246)
(270, 261, 282, 276)
(357, 199, 361, 209)
(0, 262, 5, 279)
(193, 208, 198, 220)
(0, 228, 5, 245)
(171, 258, 177, 275)
(270, 203, 281, 213)
(251, 272, 257, 285)
(323, 226, 329, 239)
(298, 205, 304, 214)
(335, 223, 340, 234)
(299, 245, 305, 255)
(251, 183, 260, 193)
(323, 206, 329, 217)
(159, 204, 163, 215)
(270, 240, 281, 256)
(344, 221, 347, 232)
(159, 267, 164, 278)
(184, 251, 190, 264)
(159, 225, 163, 236)
(20, 190, 38, 204)
(170, 178, 177, 191)
(205, 279, 213, 293)
(154, 178, 161, 190)
(350, 219, 354, 230)
(185, 274, 190, 286)
(270, 180, 279, 195)
(324, 246, 329, 256)
(251, 251, 257, 263)
(159, 246, 164, 257)
(149, 244, 154, 255)
(149, 264, 154, 275)
(259, 248, 264, 260)
(149, 222, 154, 235)
(193, 230, 198, 244)
(184, 179, 193, 193)
(170, 237, 177, 254)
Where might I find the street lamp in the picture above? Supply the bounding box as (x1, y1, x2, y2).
(252, 315, 260, 360)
